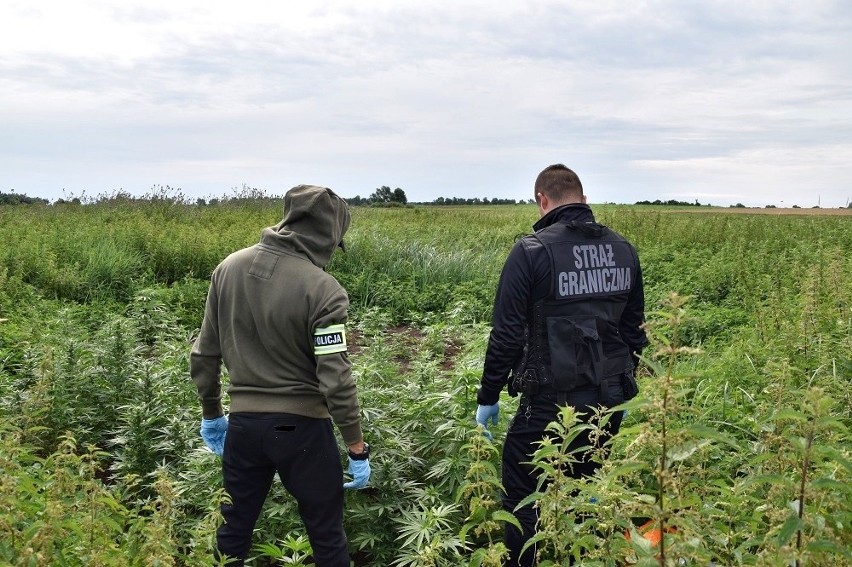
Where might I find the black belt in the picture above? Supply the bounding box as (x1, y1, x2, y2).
(518, 377, 615, 406)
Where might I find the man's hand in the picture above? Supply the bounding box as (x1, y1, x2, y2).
(200, 415, 228, 456)
(343, 458, 371, 489)
(475, 403, 500, 440)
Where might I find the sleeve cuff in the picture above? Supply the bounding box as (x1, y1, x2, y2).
(201, 401, 224, 420)
(476, 386, 501, 406)
(339, 423, 364, 447)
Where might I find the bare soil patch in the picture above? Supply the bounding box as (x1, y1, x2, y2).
(348, 326, 461, 372)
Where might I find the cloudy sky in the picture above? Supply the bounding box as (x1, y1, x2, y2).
(2, 1, 851, 207)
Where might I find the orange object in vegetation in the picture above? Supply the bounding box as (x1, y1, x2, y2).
(626, 520, 675, 546)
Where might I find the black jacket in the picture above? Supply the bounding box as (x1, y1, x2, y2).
(478, 204, 648, 406)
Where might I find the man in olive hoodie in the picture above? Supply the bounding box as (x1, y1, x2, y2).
(190, 185, 370, 567)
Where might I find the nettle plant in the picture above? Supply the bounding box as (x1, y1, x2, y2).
(512, 293, 724, 565)
(512, 293, 850, 566)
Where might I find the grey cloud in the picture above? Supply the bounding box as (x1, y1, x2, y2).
(2, 1, 851, 206)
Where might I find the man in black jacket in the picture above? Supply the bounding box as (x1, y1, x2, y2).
(475, 164, 648, 566)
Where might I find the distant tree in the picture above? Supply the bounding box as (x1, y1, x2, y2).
(765, 205, 777, 208)
(345, 195, 368, 206)
(0, 192, 49, 205)
(369, 186, 393, 203)
(368, 186, 407, 205)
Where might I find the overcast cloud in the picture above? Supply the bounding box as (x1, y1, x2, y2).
(2, 0, 851, 207)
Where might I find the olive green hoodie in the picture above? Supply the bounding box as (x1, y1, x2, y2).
(190, 185, 362, 445)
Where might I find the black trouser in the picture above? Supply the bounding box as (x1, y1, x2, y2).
(217, 412, 350, 567)
(501, 387, 623, 567)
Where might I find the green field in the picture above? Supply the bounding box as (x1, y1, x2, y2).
(1, 198, 850, 566)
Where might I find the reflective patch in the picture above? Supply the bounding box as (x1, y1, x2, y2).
(313, 324, 347, 355)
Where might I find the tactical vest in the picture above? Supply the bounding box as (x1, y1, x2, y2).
(520, 221, 636, 400)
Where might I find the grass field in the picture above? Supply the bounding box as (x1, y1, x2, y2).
(0, 199, 849, 566)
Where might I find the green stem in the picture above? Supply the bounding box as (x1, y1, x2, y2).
(794, 424, 814, 566)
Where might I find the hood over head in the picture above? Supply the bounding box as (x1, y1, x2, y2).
(266, 185, 350, 268)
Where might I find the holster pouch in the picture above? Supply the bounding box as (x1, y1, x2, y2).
(621, 369, 639, 400)
(511, 369, 540, 398)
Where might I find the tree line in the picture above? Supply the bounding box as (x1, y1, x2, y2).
(4, 189, 849, 208)
(345, 186, 531, 206)
(0, 192, 50, 205)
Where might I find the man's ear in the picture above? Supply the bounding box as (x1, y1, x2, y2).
(537, 192, 549, 213)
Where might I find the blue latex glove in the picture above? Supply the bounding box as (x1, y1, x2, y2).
(200, 415, 228, 456)
(343, 457, 371, 490)
(475, 403, 500, 440)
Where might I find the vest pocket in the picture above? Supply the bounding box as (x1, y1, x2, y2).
(546, 316, 604, 391)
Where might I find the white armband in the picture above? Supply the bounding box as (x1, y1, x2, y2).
(313, 324, 347, 355)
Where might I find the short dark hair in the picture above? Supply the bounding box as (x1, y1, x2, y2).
(534, 164, 583, 204)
